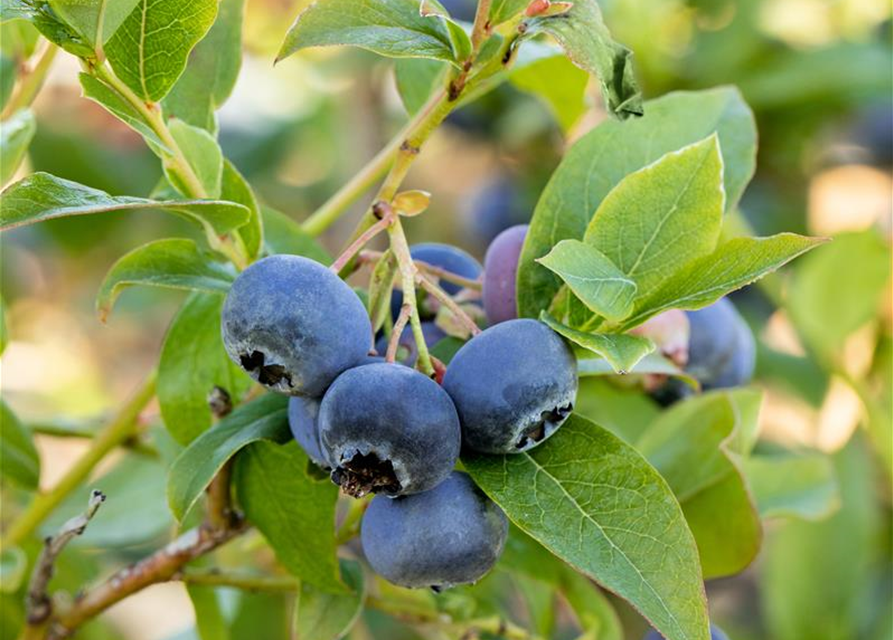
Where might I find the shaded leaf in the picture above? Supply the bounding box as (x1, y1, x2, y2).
(157, 293, 252, 445)
(263, 207, 331, 264)
(221, 159, 262, 260)
(167, 394, 290, 521)
(0, 398, 39, 490)
(394, 58, 445, 115)
(536, 239, 637, 322)
(744, 453, 840, 521)
(47, 0, 140, 46)
(163, 0, 244, 133)
(637, 389, 763, 578)
(278, 0, 457, 64)
(234, 440, 344, 593)
(0, 172, 249, 235)
(509, 51, 589, 132)
(541, 311, 653, 373)
(96, 239, 235, 321)
(518, 88, 757, 318)
(165, 119, 223, 197)
(574, 377, 661, 444)
(464, 413, 710, 640)
(293, 559, 365, 640)
(0, 108, 35, 186)
(0, 547, 26, 594)
(523, 0, 642, 119)
(105, 0, 218, 102)
(489, 0, 528, 26)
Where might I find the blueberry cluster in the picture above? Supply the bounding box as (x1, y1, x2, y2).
(220, 229, 579, 590)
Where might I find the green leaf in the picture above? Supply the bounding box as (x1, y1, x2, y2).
(394, 58, 446, 115)
(536, 239, 637, 322)
(167, 394, 290, 521)
(165, 119, 224, 197)
(560, 568, 623, 640)
(47, 0, 140, 46)
(105, 0, 218, 102)
(0, 398, 39, 490)
(788, 230, 891, 359)
(762, 437, 882, 640)
(277, 0, 457, 65)
(489, 0, 528, 26)
(518, 87, 757, 318)
(234, 440, 344, 593)
(367, 249, 397, 333)
(79, 73, 165, 149)
(574, 378, 661, 444)
(0, 109, 35, 186)
(637, 389, 763, 578)
(0, 296, 7, 356)
(293, 559, 365, 640)
(0, 172, 249, 235)
(420, 2, 472, 61)
(0, 547, 26, 594)
(464, 413, 709, 640)
(578, 351, 699, 388)
(523, 0, 642, 120)
(96, 239, 235, 321)
(509, 50, 589, 132)
(743, 453, 840, 522)
(541, 311, 653, 373)
(163, 0, 244, 133)
(158, 293, 252, 446)
(221, 160, 263, 261)
(584, 136, 725, 298)
(187, 583, 230, 640)
(623, 234, 826, 330)
(1, 1, 93, 56)
(263, 207, 331, 265)
(42, 454, 173, 547)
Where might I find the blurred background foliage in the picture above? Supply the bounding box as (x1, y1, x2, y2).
(1, 0, 891, 638)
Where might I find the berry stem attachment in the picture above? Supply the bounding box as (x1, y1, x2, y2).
(416, 273, 482, 337)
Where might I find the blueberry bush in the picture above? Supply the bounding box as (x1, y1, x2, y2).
(1, 1, 890, 639)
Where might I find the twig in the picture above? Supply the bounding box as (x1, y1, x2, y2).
(177, 568, 297, 592)
(416, 273, 482, 336)
(25, 491, 106, 627)
(50, 522, 247, 639)
(1, 371, 157, 549)
(330, 209, 395, 274)
(28, 422, 159, 458)
(0, 41, 58, 121)
(206, 387, 237, 532)
(335, 497, 369, 545)
(415, 259, 483, 291)
(387, 304, 413, 363)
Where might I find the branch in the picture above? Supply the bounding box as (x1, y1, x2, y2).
(386, 303, 413, 363)
(25, 491, 106, 628)
(0, 41, 58, 122)
(329, 209, 395, 274)
(2, 371, 157, 549)
(178, 568, 297, 592)
(28, 422, 159, 458)
(50, 522, 247, 639)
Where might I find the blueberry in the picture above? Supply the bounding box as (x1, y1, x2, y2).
(643, 624, 729, 640)
(482, 224, 528, 325)
(319, 363, 461, 497)
(361, 472, 508, 590)
(374, 322, 446, 366)
(442, 319, 577, 453)
(685, 298, 755, 391)
(288, 396, 328, 469)
(221, 255, 372, 396)
(392, 243, 483, 320)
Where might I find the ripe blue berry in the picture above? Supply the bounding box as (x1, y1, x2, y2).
(319, 363, 461, 497)
(442, 319, 577, 453)
(482, 224, 528, 325)
(686, 297, 755, 390)
(221, 255, 372, 397)
(361, 472, 508, 590)
(287, 396, 328, 469)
